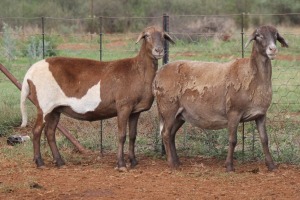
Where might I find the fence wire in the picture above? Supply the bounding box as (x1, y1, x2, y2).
(0, 13, 300, 164)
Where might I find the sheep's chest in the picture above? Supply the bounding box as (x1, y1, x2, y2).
(241, 84, 273, 121)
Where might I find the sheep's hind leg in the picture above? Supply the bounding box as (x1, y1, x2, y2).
(169, 118, 184, 166)
(32, 112, 45, 168)
(162, 117, 184, 168)
(128, 112, 140, 168)
(44, 112, 65, 167)
(225, 112, 240, 172)
(256, 116, 276, 171)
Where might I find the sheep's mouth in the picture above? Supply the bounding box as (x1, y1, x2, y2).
(153, 54, 164, 59)
(267, 53, 276, 60)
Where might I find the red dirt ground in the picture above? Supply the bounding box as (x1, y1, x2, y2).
(1, 138, 300, 200)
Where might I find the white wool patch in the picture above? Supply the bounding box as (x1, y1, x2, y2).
(26, 60, 101, 120)
(159, 120, 164, 136)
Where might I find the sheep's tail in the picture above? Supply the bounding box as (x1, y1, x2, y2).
(20, 78, 30, 127)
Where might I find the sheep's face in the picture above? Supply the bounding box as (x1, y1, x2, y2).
(136, 26, 175, 60)
(245, 25, 288, 60)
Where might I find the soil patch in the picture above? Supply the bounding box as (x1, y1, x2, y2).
(1, 139, 300, 199)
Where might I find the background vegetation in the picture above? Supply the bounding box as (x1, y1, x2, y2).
(1, 0, 300, 32)
(2, 0, 300, 17)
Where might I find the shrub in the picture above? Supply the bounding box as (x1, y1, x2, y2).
(1, 23, 18, 61)
(23, 35, 57, 61)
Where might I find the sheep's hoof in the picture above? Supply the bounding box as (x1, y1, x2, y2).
(53, 159, 65, 167)
(35, 158, 45, 168)
(57, 165, 68, 169)
(129, 159, 138, 168)
(267, 163, 277, 171)
(169, 162, 180, 169)
(225, 165, 235, 172)
(115, 166, 128, 172)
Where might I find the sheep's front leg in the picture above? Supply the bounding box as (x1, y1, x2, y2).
(128, 112, 140, 168)
(225, 112, 240, 172)
(256, 115, 276, 171)
(116, 106, 132, 172)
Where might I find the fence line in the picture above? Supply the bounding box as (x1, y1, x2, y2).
(2, 12, 300, 20)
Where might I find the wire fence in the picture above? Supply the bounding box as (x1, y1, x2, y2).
(0, 13, 300, 164)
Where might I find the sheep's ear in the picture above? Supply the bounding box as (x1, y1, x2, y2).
(244, 30, 257, 49)
(277, 32, 288, 48)
(164, 32, 175, 44)
(136, 32, 145, 44)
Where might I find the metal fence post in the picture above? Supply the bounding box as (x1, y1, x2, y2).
(99, 17, 103, 61)
(99, 16, 103, 156)
(241, 13, 245, 59)
(42, 17, 45, 59)
(163, 14, 169, 65)
(241, 13, 245, 160)
(161, 13, 169, 155)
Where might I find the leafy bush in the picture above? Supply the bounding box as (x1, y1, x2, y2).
(23, 35, 57, 61)
(1, 23, 18, 61)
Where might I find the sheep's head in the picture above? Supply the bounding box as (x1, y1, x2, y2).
(136, 26, 175, 60)
(245, 25, 288, 60)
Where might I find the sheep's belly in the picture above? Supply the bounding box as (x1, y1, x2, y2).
(181, 112, 228, 130)
(241, 109, 266, 122)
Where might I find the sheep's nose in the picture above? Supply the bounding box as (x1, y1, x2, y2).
(269, 45, 277, 53)
(155, 47, 164, 54)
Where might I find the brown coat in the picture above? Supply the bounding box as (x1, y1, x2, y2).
(153, 25, 288, 172)
(20, 26, 174, 170)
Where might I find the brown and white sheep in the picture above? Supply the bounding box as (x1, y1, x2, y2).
(20, 26, 174, 171)
(153, 25, 288, 172)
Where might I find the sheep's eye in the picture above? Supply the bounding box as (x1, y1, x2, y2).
(256, 34, 263, 40)
(145, 34, 150, 38)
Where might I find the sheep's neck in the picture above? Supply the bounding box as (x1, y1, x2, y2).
(136, 41, 159, 83)
(250, 44, 272, 84)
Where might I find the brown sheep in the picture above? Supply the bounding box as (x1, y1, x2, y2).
(153, 25, 288, 172)
(21, 26, 174, 171)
